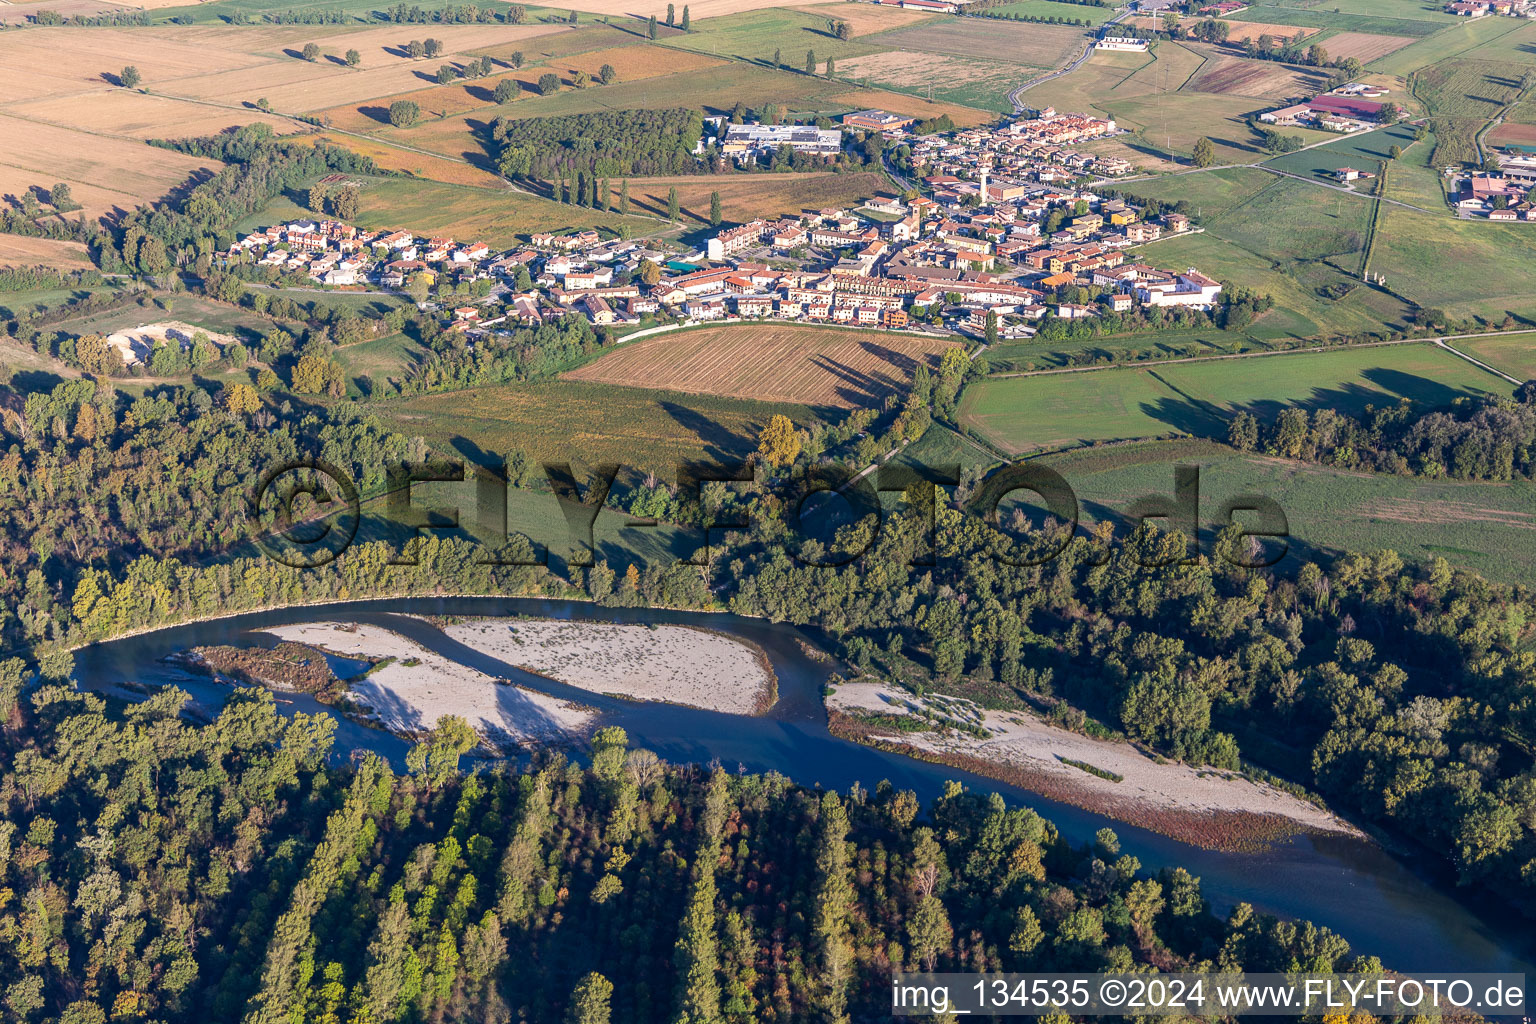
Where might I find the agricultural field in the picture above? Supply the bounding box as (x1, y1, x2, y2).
(0, 113, 225, 218)
(1448, 332, 1536, 383)
(986, 0, 1118, 25)
(350, 177, 655, 247)
(1411, 57, 1531, 122)
(1198, 19, 1318, 44)
(1489, 122, 1536, 146)
(375, 377, 811, 471)
(655, 7, 891, 66)
(563, 324, 961, 410)
(1366, 14, 1526, 74)
(1261, 122, 1422, 185)
(960, 342, 1513, 455)
(799, 1, 939, 35)
(1184, 49, 1332, 100)
(878, 16, 1090, 68)
(1311, 31, 1416, 64)
(1031, 439, 1536, 587)
(834, 51, 1030, 113)
(1225, 3, 1449, 39)
(1372, 205, 1536, 323)
(0, 236, 96, 271)
(621, 171, 888, 225)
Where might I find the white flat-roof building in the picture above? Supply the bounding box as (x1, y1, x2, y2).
(1096, 36, 1149, 51)
(721, 123, 843, 158)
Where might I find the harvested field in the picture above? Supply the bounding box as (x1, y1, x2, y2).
(1489, 122, 1536, 148)
(563, 0, 838, 18)
(563, 324, 961, 409)
(1207, 19, 1319, 43)
(1185, 51, 1331, 99)
(0, 113, 223, 216)
(0, 235, 93, 271)
(1315, 30, 1415, 62)
(878, 18, 1089, 67)
(315, 71, 549, 132)
(5, 89, 298, 139)
(0, 26, 269, 88)
(562, 43, 727, 81)
(312, 134, 503, 187)
(0, 0, 131, 21)
(623, 171, 887, 224)
(465, 23, 644, 63)
(800, 1, 938, 35)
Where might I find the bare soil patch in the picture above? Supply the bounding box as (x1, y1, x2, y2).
(105, 320, 237, 365)
(1489, 121, 1536, 147)
(564, 324, 961, 409)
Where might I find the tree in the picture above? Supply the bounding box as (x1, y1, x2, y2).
(984, 309, 998, 346)
(301, 42, 321, 61)
(565, 972, 612, 1024)
(1389, 144, 1402, 160)
(407, 39, 425, 58)
(637, 257, 661, 286)
(494, 78, 517, 103)
(388, 100, 421, 127)
(599, 63, 616, 85)
(119, 65, 140, 88)
(1380, 104, 1401, 125)
(345, 48, 361, 66)
(1306, 43, 1327, 66)
(49, 182, 74, 210)
(424, 37, 442, 57)
(825, 57, 835, 78)
(619, 178, 630, 216)
(773, 47, 781, 68)
(709, 190, 722, 227)
(667, 2, 675, 24)
(681, 4, 690, 30)
(835, 19, 852, 40)
(757, 413, 800, 467)
(806, 49, 816, 74)
(538, 72, 560, 95)
(1192, 136, 1216, 168)
(666, 186, 680, 222)
(437, 64, 458, 84)
(568, 8, 578, 22)
(510, 50, 524, 69)
(1228, 410, 1258, 451)
(648, 14, 658, 38)
(220, 382, 261, 416)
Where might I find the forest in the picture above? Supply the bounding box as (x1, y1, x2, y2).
(0, 684, 1373, 1024)
(490, 109, 709, 182)
(1228, 385, 1536, 480)
(4, 355, 1534, 917)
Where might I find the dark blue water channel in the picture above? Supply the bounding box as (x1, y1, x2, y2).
(71, 596, 1534, 976)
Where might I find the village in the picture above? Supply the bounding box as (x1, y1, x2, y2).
(221, 105, 1224, 344)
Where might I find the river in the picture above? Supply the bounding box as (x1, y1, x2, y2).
(71, 595, 1532, 976)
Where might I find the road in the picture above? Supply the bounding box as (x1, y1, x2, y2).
(1008, 10, 1128, 112)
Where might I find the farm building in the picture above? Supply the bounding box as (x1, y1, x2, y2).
(1096, 36, 1150, 51)
(1306, 95, 1392, 122)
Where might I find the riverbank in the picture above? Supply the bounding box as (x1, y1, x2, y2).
(434, 616, 778, 715)
(265, 621, 596, 748)
(827, 680, 1362, 852)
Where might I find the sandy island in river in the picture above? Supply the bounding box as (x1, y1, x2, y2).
(828, 680, 1360, 846)
(265, 622, 596, 748)
(436, 617, 777, 715)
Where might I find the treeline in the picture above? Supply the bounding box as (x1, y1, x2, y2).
(373, 1, 525, 23)
(0, 686, 1374, 1024)
(0, 265, 102, 293)
(491, 108, 706, 180)
(1228, 383, 1536, 480)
